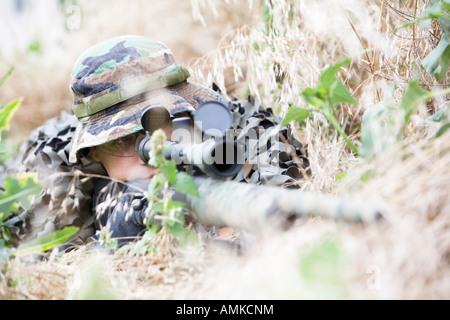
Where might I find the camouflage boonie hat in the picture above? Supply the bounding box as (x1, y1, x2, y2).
(69, 35, 219, 163)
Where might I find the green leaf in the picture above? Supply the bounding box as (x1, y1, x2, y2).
(28, 39, 42, 53)
(429, 107, 446, 122)
(430, 105, 450, 137)
(359, 86, 402, 159)
(302, 58, 356, 107)
(436, 122, 450, 137)
(0, 98, 22, 136)
(159, 160, 177, 184)
(0, 67, 14, 88)
(421, 33, 450, 81)
(1, 239, 13, 266)
(301, 57, 359, 154)
(147, 173, 165, 197)
(0, 175, 42, 215)
(281, 107, 311, 127)
(14, 226, 79, 256)
(168, 222, 198, 246)
(400, 80, 434, 123)
(298, 237, 346, 299)
(330, 80, 359, 105)
(319, 58, 358, 106)
(148, 152, 165, 168)
(172, 227, 198, 246)
(419, 0, 449, 29)
(163, 198, 185, 222)
(438, 11, 450, 38)
(301, 88, 324, 109)
(360, 169, 377, 183)
(319, 57, 352, 91)
(151, 201, 165, 215)
(172, 171, 199, 197)
(335, 172, 346, 180)
(391, 0, 450, 33)
(390, 0, 450, 81)
(168, 222, 186, 243)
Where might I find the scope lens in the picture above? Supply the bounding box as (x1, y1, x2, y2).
(194, 101, 232, 137)
(209, 141, 242, 177)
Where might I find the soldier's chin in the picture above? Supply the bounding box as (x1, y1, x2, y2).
(126, 165, 159, 182)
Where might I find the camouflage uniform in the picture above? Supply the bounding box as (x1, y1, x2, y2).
(11, 35, 308, 247)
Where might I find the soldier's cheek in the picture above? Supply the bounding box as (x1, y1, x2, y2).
(126, 163, 160, 182)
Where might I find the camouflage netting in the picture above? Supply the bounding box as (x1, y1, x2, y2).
(5, 96, 309, 246)
(10, 111, 106, 246)
(227, 95, 309, 186)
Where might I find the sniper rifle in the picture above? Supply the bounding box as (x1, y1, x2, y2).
(136, 100, 382, 232)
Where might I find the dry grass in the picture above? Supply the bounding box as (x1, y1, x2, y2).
(1, 0, 449, 299)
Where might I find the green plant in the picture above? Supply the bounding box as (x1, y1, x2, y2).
(0, 67, 78, 267)
(429, 105, 450, 137)
(1, 67, 42, 262)
(13, 226, 79, 257)
(359, 80, 450, 159)
(358, 0, 450, 157)
(281, 56, 450, 161)
(297, 236, 347, 299)
(142, 129, 199, 247)
(0, 175, 42, 249)
(282, 58, 359, 154)
(393, 0, 450, 81)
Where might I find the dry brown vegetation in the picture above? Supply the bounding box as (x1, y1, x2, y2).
(1, 0, 449, 300)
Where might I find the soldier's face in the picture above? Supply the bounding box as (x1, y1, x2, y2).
(91, 145, 159, 181)
(89, 112, 193, 181)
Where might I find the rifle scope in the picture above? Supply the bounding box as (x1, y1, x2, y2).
(138, 101, 244, 179)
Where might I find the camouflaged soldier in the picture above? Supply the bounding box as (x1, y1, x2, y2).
(67, 35, 223, 245)
(17, 35, 308, 247)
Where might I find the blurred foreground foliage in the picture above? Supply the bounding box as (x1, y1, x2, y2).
(0, 67, 77, 268)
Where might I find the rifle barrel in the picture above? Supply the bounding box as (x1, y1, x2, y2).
(176, 177, 382, 232)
